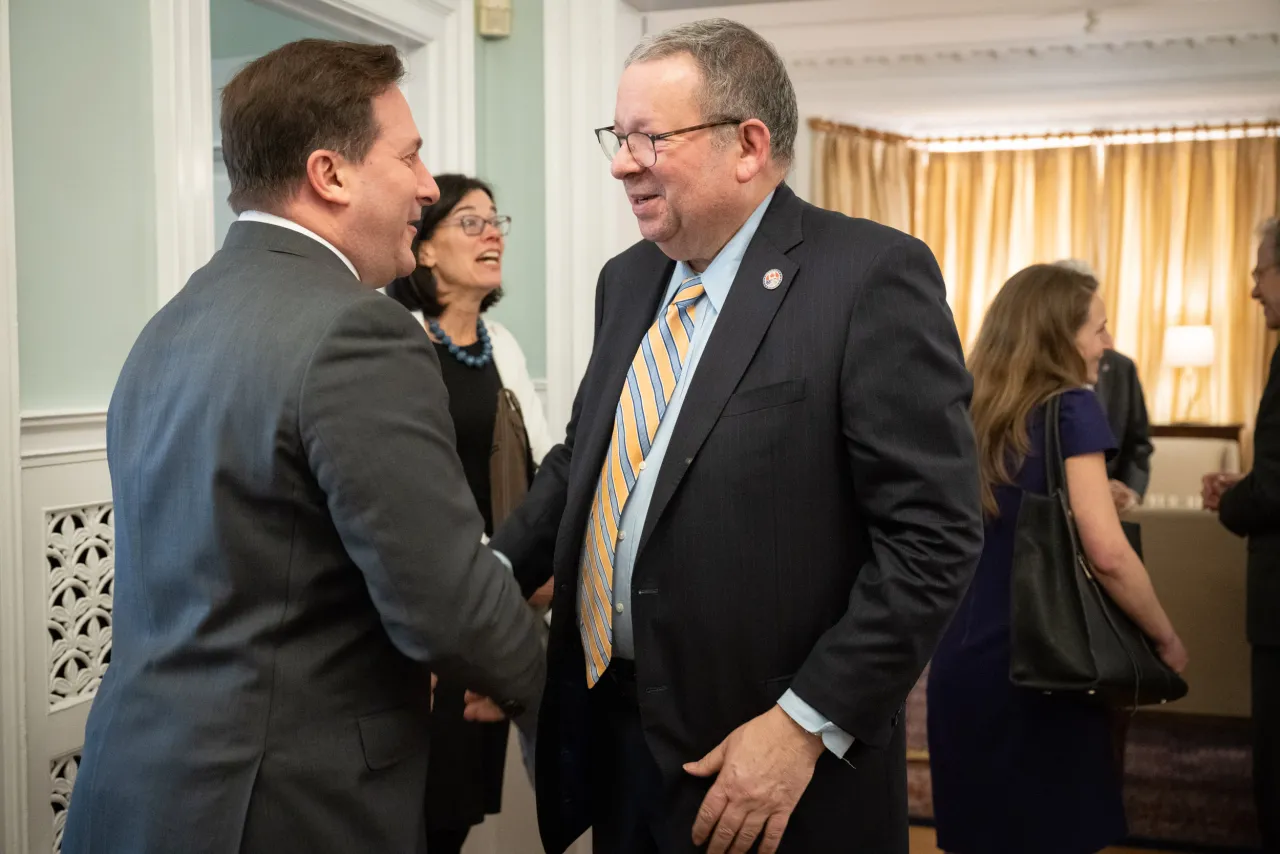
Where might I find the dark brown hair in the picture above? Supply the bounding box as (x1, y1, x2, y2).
(386, 174, 504, 317)
(969, 263, 1099, 515)
(220, 39, 404, 214)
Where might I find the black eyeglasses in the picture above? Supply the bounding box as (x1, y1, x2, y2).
(439, 214, 511, 237)
(594, 120, 744, 168)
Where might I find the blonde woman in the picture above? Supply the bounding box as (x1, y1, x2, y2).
(927, 263, 1187, 854)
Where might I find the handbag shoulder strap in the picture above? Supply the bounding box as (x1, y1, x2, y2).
(1044, 392, 1068, 496)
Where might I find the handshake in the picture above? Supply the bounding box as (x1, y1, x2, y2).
(427, 574, 554, 723)
(429, 674, 511, 722)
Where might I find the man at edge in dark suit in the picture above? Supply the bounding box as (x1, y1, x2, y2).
(492, 19, 984, 854)
(1204, 216, 1280, 852)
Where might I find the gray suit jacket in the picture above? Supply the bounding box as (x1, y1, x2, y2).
(63, 222, 545, 854)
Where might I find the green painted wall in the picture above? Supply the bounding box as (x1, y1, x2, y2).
(11, 0, 156, 411)
(210, 0, 341, 60)
(475, 2, 546, 379)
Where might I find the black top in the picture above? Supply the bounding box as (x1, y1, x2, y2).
(433, 339, 502, 535)
(426, 336, 509, 832)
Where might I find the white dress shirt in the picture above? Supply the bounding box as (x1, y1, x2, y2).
(237, 211, 359, 280)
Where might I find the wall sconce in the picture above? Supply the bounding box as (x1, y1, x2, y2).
(477, 0, 512, 39)
(1163, 324, 1215, 423)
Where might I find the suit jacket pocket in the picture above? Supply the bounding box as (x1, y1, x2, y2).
(721, 379, 807, 418)
(357, 707, 429, 771)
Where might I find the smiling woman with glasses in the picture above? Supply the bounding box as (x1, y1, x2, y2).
(385, 173, 554, 854)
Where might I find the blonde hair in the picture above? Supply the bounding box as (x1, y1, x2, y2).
(969, 264, 1099, 515)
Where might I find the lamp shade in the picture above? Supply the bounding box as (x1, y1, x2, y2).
(1163, 325, 1215, 368)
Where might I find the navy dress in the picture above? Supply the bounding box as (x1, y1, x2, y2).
(928, 389, 1127, 854)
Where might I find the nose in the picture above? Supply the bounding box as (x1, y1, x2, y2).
(610, 142, 642, 181)
(1102, 330, 1114, 350)
(416, 161, 440, 207)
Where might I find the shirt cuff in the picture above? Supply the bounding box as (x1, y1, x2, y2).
(777, 689, 855, 760)
(492, 549, 513, 573)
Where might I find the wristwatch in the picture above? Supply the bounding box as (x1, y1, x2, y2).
(498, 698, 525, 718)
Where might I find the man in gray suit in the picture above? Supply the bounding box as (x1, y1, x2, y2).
(63, 40, 544, 854)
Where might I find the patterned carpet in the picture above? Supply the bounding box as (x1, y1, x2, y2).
(905, 668, 1261, 851)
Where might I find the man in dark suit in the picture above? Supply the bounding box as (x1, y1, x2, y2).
(493, 19, 983, 854)
(63, 41, 545, 854)
(1204, 216, 1280, 851)
(1095, 348, 1154, 507)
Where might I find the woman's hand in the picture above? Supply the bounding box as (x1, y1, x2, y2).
(1155, 633, 1189, 674)
(528, 578, 555, 609)
(463, 691, 507, 723)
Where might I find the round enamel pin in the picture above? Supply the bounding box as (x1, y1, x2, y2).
(762, 269, 783, 290)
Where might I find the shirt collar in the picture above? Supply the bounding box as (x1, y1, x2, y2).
(673, 190, 775, 313)
(237, 210, 359, 280)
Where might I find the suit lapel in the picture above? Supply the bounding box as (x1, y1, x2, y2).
(638, 186, 805, 554)
(562, 251, 674, 549)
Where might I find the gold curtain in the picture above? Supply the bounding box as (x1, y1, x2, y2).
(914, 146, 1098, 349)
(810, 122, 918, 233)
(812, 119, 1280, 437)
(1095, 137, 1278, 434)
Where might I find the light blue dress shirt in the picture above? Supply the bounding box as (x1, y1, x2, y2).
(599, 191, 853, 759)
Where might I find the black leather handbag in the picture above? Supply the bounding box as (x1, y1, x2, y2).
(1009, 394, 1188, 707)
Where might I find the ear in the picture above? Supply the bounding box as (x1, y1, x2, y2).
(734, 119, 773, 184)
(305, 149, 352, 206)
(417, 238, 437, 269)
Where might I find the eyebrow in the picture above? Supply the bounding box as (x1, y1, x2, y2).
(403, 137, 423, 155)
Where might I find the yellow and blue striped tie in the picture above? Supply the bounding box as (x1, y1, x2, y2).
(579, 277, 705, 686)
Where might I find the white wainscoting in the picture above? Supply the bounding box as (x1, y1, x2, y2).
(13, 402, 571, 854)
(15, 411, 110, 854)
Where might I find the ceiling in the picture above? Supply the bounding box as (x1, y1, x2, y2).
(628, 0, 782, 10)
(639, 0, 1280, 135)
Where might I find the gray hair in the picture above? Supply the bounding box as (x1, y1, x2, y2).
(626, 18, 798, 166)
(1052, 258, 1097, 279)
(1262, 217, 1280, 259)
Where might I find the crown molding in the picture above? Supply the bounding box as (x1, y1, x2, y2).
(645, 0, 1280, 74)
(788, 31, 1280, 74)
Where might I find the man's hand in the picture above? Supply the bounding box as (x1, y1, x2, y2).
(1202, 472, 1244, 512)
(528, 578, 554, 609)
(683, 705, 825, 854)
(1108, 480, 1139, 514)
(430, 673, 437, 711)
(462, 691, 507, 723)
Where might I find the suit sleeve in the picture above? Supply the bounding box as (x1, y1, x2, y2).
(299, 295, 545, 709)
(490, 267, 606, 597)
(789, 234, 984, 750)
(1117, 362, 1153, 497)
(1220, 434, 1280, 538)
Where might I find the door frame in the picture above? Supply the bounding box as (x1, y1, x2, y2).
(150, 0, 476, 308)
(0, 0, 27, 848)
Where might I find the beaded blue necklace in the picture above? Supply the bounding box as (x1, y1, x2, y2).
(427, 316, 493, 369)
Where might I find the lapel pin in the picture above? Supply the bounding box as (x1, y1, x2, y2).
(762, 269, 783, 290)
